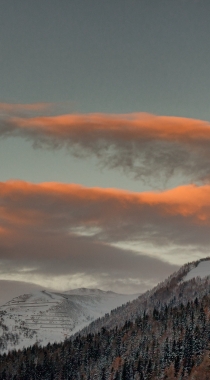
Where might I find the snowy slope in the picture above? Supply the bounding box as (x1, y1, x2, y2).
(75, 257, 210, 338)
(0, 288, 138, 354)
(183, 260, 210, 282)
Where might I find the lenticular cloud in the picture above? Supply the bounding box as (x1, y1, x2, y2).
(1, 106, 210, 183)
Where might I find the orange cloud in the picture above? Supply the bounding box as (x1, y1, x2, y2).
(1, 181, 210, 249)
(8, 113, 210, 142)
(1, 109, 210, 182)
(140, 185, 210, 220)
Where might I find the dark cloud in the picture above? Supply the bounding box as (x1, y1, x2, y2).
(0, 238, 178, 295)
(0, 234, 177, 279)
(0, 180, 210, 292)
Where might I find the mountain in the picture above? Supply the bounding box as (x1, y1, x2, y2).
(1, 258, 210, 379)
(0, 288, 138, 354)
(76, 257, 210, 337)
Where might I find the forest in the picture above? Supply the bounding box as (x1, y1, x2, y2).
(0, 292, 210, 379)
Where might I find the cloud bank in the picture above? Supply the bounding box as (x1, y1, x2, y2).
(1, 181, 210, 247)
(0, 180, 209, 292)
(1, 107, 210, 183)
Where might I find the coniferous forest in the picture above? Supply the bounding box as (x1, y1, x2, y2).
(0, 292, 210, 380)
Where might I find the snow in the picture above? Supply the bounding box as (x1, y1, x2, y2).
(183, 260, 210, 282)
(0, 289, 139, 354)
(65, 288, 115, 295)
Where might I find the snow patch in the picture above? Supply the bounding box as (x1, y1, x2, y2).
(183, 260, 210, 282)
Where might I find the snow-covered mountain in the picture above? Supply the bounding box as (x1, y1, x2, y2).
(0, 288, 138, 354)
(2, 258, 210, 379)
(1, 258, 210, 356)
(77, 257, 210, 337)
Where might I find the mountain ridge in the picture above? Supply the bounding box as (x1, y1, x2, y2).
(73, 257, 210, 338)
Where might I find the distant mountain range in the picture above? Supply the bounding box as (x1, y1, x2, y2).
(1, 258, 210, 379)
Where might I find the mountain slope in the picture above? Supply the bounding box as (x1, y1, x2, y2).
(76, 257, 210, 337)
(0, 288, 138, 354)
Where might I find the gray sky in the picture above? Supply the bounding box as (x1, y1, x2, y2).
(0, 0, 210, 302)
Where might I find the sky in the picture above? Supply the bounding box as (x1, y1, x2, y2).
(0, 0, 210, 303)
